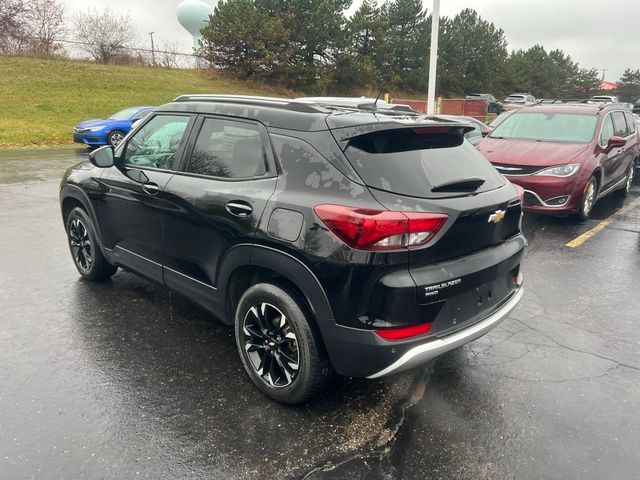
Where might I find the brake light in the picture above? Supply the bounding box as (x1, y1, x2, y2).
(313, 204, 448, 250)
(413, 127, 454, 134)
(375, 322, 432, 341)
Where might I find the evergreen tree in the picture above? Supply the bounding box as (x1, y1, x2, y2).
(437, 9, 508, 96)
(616, 69, 640, 102)
(333, 0, 389, 91)
(384, 0, 428, 91)
(201, 0, 290, 79)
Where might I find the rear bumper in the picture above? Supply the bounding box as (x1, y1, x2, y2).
(318, 234, 526, 378)
(367, 286, 523, 378)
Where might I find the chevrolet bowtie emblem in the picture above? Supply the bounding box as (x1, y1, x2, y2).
(488, 209, 506, 223)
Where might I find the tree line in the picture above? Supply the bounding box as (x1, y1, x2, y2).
(200, 0, 639, 100)
(2, 0, 640, 101)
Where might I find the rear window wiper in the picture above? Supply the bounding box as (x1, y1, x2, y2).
(431, 177, 485, 193)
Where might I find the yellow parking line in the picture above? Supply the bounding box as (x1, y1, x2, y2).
(565, 196, 640, 248)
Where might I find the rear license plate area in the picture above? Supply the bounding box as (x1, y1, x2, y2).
(430, 274, 514, 336)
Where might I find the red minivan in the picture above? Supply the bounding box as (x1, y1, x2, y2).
(478, 104, 639, 219)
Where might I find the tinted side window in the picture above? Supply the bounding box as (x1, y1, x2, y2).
(600, 115, 614, 146)
(624, 112, 637, 134)
(123, 115, 190, 169)
(186, 118, 267, 179)
(611, 111, 629, 137)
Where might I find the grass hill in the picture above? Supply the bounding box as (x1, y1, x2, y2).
(0, 56, 297, 147)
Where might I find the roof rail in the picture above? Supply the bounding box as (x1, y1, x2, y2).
(172, 94, 324, 113)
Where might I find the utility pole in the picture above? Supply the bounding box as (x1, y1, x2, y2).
(426, 0, 440, 115)
(149, 31, 156, 66)
(598, 68, 608, 81)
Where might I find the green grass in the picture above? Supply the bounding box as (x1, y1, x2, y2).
(0, 56, 296, 147)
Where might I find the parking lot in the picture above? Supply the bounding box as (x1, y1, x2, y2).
(1, 148, 639, 480)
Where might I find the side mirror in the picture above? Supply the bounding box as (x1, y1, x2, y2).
(605, 136, 626, 152)
(88, 145, 114, 168)
(481, 127, 494, 138)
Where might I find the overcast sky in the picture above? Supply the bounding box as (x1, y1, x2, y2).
(63, 0, 639, 81)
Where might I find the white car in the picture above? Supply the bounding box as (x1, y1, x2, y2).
(503, 94, 536, 110)
(587, 95, 619, 104)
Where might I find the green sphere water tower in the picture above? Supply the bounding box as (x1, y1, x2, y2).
(177, 0, 214, 66)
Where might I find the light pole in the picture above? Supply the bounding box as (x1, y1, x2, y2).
(427, 0, 440, 115)
(149, 31, 156, 66)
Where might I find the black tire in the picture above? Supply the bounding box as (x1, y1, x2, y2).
(575, 176, 597, 222)
(65, 207, 117, 281)
(234, 282, 333, 404)
(107, 130, 125, 147)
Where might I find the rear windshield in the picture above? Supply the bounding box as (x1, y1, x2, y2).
(344, 129, 505, 198)
(506, 96, 525, 102)
(491, 112, 597, 143)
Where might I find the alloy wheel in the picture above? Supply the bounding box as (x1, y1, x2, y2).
(242, 303, 299, 388)
(109, 132, 124, 146)
(583, 181, 595, 217)
(626, 166, 635, 193)
(69, 218, 92, 271)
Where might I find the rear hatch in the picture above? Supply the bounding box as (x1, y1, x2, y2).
(329, 117, 524, 334)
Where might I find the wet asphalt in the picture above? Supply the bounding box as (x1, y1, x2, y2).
(1, 148, 639, 480)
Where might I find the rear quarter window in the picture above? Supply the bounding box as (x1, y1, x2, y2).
(344, 129, 505, 199)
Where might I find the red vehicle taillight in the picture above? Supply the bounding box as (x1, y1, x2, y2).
(374, 322, 432, 341)
(313, 204, 448, 251)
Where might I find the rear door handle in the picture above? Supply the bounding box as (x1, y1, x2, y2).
(141, 182, 160, 195)
(226, 201, 253, 217)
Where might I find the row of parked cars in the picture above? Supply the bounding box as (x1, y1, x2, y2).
(63, 95, 636, 403)
(466, 92, 640, 115)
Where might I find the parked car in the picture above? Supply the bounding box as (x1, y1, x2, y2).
(60, 94, 526, 404)
(503, 94, 537, 110)
(478, 103, 639, 220)
(587, 95, 619, 104)
(465, 93, 504, 114)
(73, 106, 156, 147)
(633, 99, 640, 114)
(433, 114, 489, 146)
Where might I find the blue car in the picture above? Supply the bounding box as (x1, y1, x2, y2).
(73, 106, 155, 147)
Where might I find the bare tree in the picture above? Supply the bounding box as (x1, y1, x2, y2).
(0, 0, 30, 53)
(73, 8, 137, 64)
(24, 0, 66, 56)
(158, 42, 180, 69)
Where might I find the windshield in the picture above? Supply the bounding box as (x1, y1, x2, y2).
(506, 96, 525, 102)
(109, 107, 140, 120)
(490, 112, 598, 143)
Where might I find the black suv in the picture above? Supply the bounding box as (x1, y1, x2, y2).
(60, 95, 526, 404)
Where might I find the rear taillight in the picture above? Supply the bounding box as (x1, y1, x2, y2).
(313, 204, 448, 251)
(375, 322, 432, 341)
